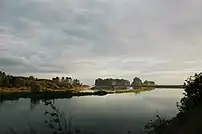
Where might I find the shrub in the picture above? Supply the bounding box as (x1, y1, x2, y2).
(178, 73, 202, 114)
(145, 72, 202, 134)
(30, 82, 41, 93)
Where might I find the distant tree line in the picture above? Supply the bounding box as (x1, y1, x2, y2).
(95, 77, 155, 89)
(95, 78, 130, 89)
(131, 77, 156, 88)
(0, 71, 82, 92)
(0, 71, 30, 88)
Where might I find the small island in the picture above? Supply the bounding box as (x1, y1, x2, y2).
(92, 77, 156, 93)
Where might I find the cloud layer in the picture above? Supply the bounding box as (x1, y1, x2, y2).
(0, 0, 202, 84)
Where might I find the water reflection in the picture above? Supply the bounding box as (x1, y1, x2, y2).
(0, 89, 183, 134)
(0, 99, 2, 106)
(30, 99, 40, 110)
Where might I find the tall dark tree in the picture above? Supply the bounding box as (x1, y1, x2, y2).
(178, 73, 202, 113)
(55, 77, 60, 82)
(73, 79, 80, 85)
(61, 77, 65, 82)
(29, 76, 35, 80)
(30, 81, 40, 93)
(131, 77, 143, 89)
(65, 77, 71, 84)
(145, 73, 202, 134)
(0, 71, 6, 86)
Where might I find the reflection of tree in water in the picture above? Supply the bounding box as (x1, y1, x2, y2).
(30, 98, 57, 110)
(30, 98, 40, 110)
(0, 99, 2, 106)
(0, 99, 8, 106)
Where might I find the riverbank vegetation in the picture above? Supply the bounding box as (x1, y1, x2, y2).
(94, 77, 155, 90)
(0, 71, 89, 93)
(145, 72, 202, 134)
(0, 71, 155, 101)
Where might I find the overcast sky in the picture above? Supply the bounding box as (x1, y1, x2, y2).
(0, 0, 202, 85)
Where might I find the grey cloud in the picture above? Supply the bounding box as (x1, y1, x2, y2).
(0, 0, 202, 84)
(0, 56, 65, 75)
(0, 57, 25, 67)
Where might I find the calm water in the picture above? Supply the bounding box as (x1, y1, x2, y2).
(0, 89, 184, 134)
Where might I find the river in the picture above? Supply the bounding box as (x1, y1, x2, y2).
(0, 89, 184, 134)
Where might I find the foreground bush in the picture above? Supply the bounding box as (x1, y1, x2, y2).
(145, 72, 202, 134)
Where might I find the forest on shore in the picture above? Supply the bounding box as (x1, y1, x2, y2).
(0, 71, 155, 101)
(94, 77, 155, 90)
(0, 71, 88, 93)
(0, 71, 156, 93)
